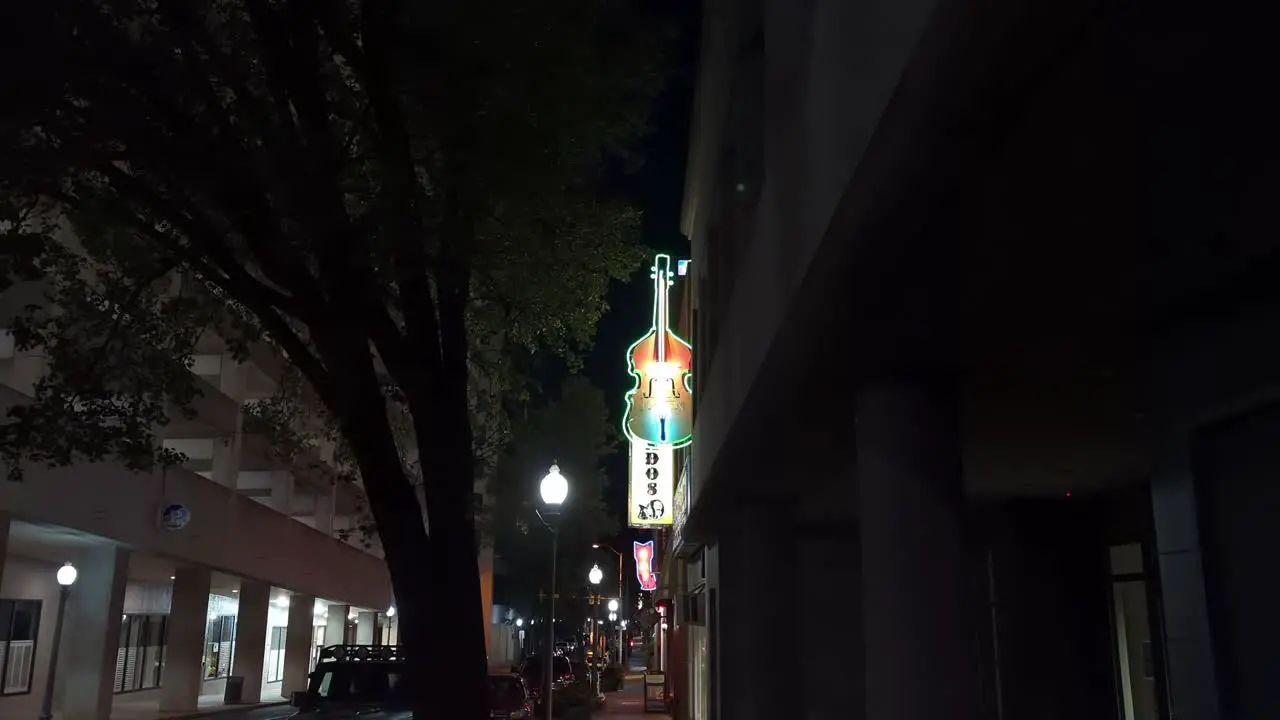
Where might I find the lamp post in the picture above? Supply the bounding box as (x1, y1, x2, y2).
(538, 464, 568, 720)
(611, 594, 627, 661)
(592, 543, 626, 661)
(588, 565, 603, 658)
(607, 599, 620, 664)
(38, 562, 78, 720)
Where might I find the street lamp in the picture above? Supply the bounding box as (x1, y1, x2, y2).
(538, 464, 568, 720)
(540, 463, 569, 505)
(587, 564, 604, 665)
(591, 543, 627, 661)
(39, 562, 77, 720)
(607, 598, 619, 613)
(592, 543, 626, 662)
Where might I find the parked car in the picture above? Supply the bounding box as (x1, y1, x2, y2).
(489, 673, 535, 719)
(289, 644, 412, 718)
(518, 654, 575, 712)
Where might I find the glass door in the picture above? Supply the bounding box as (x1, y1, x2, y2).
(1108, 543, 1167, 720)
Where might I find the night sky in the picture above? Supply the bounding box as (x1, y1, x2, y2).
(583, 0, 699, 550)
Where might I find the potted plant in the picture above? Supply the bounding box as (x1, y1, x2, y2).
(601, 663, 624, 692)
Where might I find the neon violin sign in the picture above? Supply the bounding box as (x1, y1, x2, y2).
(623, 254, 693, 449)
(633, 540, 658, 592)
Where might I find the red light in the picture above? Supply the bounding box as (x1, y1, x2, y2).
(1066, 490, 1072, 497)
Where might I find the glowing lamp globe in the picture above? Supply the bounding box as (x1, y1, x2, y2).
(516, 618, 524, 627)
(387, 606, 396, 618)
(588, 564, 603, 585)
(540, 464, 568, 506)
(607, 598, 619, 612)
(56, 562, 77, 587)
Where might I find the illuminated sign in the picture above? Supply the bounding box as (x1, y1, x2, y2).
(634, 540, 658, 592)
(628, 441, 674, 527)
(623, 254, 693, 449)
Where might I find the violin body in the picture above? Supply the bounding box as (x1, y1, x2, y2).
(623, 254, 693, 448)
(625, 330, 693, 445)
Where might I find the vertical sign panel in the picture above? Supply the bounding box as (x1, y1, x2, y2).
(628, 441, 674, 527)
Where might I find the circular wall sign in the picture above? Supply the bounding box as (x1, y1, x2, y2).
(160, 504, 191, 530)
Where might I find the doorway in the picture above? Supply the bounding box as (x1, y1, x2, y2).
(1107, 543, 1164, 720)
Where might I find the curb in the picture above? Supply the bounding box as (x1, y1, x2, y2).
(155, 700, 291, 720)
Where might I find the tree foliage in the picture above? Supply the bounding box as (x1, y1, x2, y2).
(488, 376, 620, 619)
(0, 0, 661, 716)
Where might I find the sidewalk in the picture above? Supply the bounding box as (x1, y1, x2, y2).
(110, 703, 292, 720)
(599, 665, 671, 719)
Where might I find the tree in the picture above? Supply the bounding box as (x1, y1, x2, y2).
(488, 376, 620, 622)
(0, 1, 659, 716)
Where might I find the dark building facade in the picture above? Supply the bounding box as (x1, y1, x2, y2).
(665, 0, 1280, 719)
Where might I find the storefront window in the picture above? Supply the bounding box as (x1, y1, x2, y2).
(204, 614, 237, 679)
(266, 626, 286, 683)
(0, 599, 42, 695)
(115, 613, 168, 693)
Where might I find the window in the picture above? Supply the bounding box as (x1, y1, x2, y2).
(115, 614, 168, 693)
(0, 599, 42, 695)
(312, 664, 409, 705)
(316, 669, 334, 698)
(204, 615, 237, 679)
(266, 627, 286, 683)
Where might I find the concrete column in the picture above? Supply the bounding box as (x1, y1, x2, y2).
(314, 487, 336, 536)
(355, 611, 377, 644)
(230, 581, 271, 703)
(325, 604, 349, 645)
(714, 502, 795, 720)
(0, 512, 11, 594)
(160, 566, 212, 713)
(212, 356, 247, 490)
(855, 381, 980, 720)
(9, 346, 45, 395)
(1151, 438, 1222, 720)
(59, 546, 129, 720)
(270, 472, 295, 515)
(795, 524, 864, 720)
(479, 545, 495, 655)
(282, 594, 316, 695)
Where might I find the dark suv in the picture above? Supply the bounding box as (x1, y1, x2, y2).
(290, 645, 413, 718)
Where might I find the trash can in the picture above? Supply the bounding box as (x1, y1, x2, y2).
(223, 676, 246, 704)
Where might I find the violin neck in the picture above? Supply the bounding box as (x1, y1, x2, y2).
(652, 257, 671, 363)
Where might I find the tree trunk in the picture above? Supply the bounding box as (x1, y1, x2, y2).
(340, 417, 440, 717)
(324, 341, 447, 718)
(415, 400, 489, 719)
